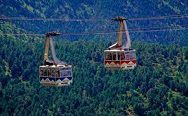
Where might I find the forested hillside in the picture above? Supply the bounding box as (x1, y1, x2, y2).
(0, 0, 188, 115)
(0, 0, 188, 45)
(0, 21, 188, 115)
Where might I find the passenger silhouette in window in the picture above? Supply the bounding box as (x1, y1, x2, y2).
(121, 53, 125, 60)
(113, 53, 116, 60)
(106, 53, 112, 60)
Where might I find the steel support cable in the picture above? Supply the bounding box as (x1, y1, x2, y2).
(0, 17, 102, 22)
(0, 15, 188, 22)
(128, 25, 188, 31)
(0, 26, 188, 36)
(0, 33, 44, 36)
(128, 15, 188, 21)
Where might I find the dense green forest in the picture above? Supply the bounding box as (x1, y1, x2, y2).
(1, 0, 188, 45)
(0, 0, 188, 115)
(0, 22, 188, 115)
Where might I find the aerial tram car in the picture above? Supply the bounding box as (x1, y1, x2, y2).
(104, 17, 137, 69)
(39, 32, 73, 86)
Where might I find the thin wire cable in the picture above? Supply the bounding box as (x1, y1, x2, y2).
(128, 25, 188, 31)
(0, 17, 103, 22)
(1, 27, 187, 36)
(0, 33, 44, 36)
(0, 14, 188, 22)
(128, 15, 188, 21)
(131, 27, 188, 33)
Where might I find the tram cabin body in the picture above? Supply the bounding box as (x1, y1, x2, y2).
(104, 49, 136, 69)
(39, 64, 72, 86)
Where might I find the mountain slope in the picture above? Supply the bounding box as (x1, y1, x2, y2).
(0, 0, 188, 45)
(0, 21, 187, 115)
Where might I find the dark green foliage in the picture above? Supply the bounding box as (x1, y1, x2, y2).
(0, 22, 187, 115)
(0, 0, 188, 45)
(0, 0, 188, 115)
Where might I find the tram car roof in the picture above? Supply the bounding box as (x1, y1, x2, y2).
(104, 48, 136, 52)
(40, 64, 72, 68)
